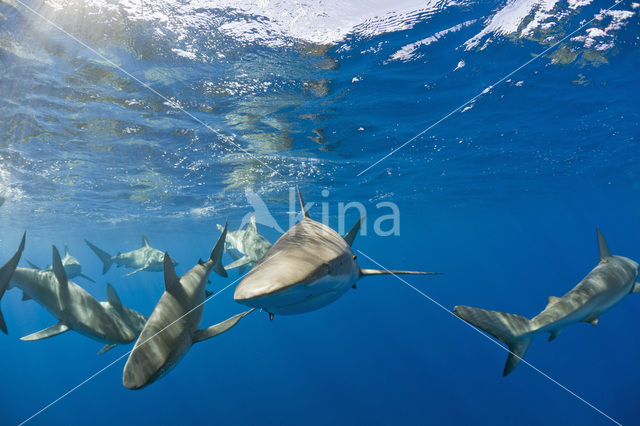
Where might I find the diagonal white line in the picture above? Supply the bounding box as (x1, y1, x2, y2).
(12, 0, 282, 177)
(357, 0, 625, 176)
(18, 273, 248, 425)
(356, 249, 623, 426)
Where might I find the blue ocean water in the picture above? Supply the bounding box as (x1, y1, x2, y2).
(1, 0, 639, 424)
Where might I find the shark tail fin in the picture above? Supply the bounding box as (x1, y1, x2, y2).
(0, 232, 26, 334)
(85, 239, 113, 274)
(453, 305, 535, 376)
(359, 269, 441, 276)
(210, 221, 228, 278)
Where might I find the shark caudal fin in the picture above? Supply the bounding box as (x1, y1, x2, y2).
(0, 232, 26, 334)
(85, 239, 113, 274)
(359, 269, 441, 276)
(210, 221, 228, 278)
(453, 305, 535, 376)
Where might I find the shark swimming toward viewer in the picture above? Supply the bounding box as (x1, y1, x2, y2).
(454, 229, 640, 376)
(85, 235, 177, 277)
(217, 215, 271, 273)
(123, 223, 251, 389)
(6, 246, 147, 353)
(233, 187, 440, 317)
(0, 233, 26, 334)
(27, 245, 95, 283)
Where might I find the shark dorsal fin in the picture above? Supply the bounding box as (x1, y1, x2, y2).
(64, 245, 70, 256)
(344, 217, 365, 246)
(210, 221, 228, 278)
(52, 246, 70, 311)
(163, 252, 180, 292)
(546, 296, 561, 309)
(142, 235, 150, 248)
(296, 185, 310, 219)
(596, 228, 611, 262)
(106, 283, 123, 309)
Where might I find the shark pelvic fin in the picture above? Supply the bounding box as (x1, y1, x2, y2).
(98, 344, 117, 355)
(583, 314, 599, 326)
(548, 329, 563, 342)
(344, 216, 365, 246)
(85, 239, 114, 274)
(192, 309, 255, 343)
(78, 273, 96, 283)
(163, 253, 180, 292)
(142, 235, 150, 247)
(21, 322, 69, 341)
(0, 232, 25, 334)
(210, 221, 228, 278)
(296, 185, 310, 218)
(453, 305, 534, 376)
(106, 283, 123, 310)
(596, 228, 611, 262)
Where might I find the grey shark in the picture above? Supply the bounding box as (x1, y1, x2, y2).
(123, 223, 252, 389)
(0, 232, 26, 334)
(27, 245, 95, 283)
(217, 214, 272, 273)
(454, 229, 640, 376)
(234, 187, 440, 316)
(85, 235, 177, 277)
(6, 246, 147, 353)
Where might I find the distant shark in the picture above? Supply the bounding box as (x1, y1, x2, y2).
(85, 235, 178, 277)
(454, 229, 640, 376)
(6, 246, 147, 353)
(27, 245, 95, 283)
(123, 223, 251, 389)
(217, 215, 271, 273)
(0, 232, 26, 334)
(233, 187, 440, 317)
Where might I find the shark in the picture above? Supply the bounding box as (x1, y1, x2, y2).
(233, 187, 440, 317)
(217, 214, 272, 273)
(454, 229, 640, 376)
(85, 235, 178, 277)
(6, 246, 147, 353)
(27, 245, 95, 283)
(123, 223, 252, 389)
(0, 232, 26, 334)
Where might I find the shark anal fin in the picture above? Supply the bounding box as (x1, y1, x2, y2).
(22, 292, 32, 301)
(21, 322, 69, 341)
(583, 315, 599, 326)
(98, 344, 117, 354)
(548, 329, 563, 342)
(633, 282, 640, 293)
(192, 309, 254, 343)
(206, 290, 213, 298)
(163, 253, 180, 292)
(352, 284, 357, 290)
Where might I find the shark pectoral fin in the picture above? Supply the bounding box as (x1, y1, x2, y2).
(548, 329, 563, 342)
(98, 344, 117, 355)
(123, 266, 146, 278)
(226, 255, 252, 270)
(52, 246, 70, 311)
(163, 253, 180, 292)
(344, 216, 365, 246)
(21, 292, 32, 301)
(79, 273, 96, 283)
(359, 268, 442, 276)
(210, 222, 228, 278)
(21, 322, 69, 341)
(192, 309, 255, 344)
(633, 282, 640, 293)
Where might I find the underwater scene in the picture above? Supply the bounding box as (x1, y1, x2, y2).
(1, 0, 639, 424)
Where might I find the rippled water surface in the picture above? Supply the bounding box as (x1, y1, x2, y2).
(1, 0, 639, 424)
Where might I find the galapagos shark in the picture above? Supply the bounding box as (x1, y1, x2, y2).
(454, 229, 640, 376)
(217, 215, 272, 273)
(233, 187, 440, 316)
(0, 232, 26, 334)
(6, 246, 147, 353)
(85, 235, 177, 277)
(27, 245, 95, 283)
(123, 223, 252, 389)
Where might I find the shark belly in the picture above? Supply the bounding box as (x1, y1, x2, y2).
(237, 273, 357, 315)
